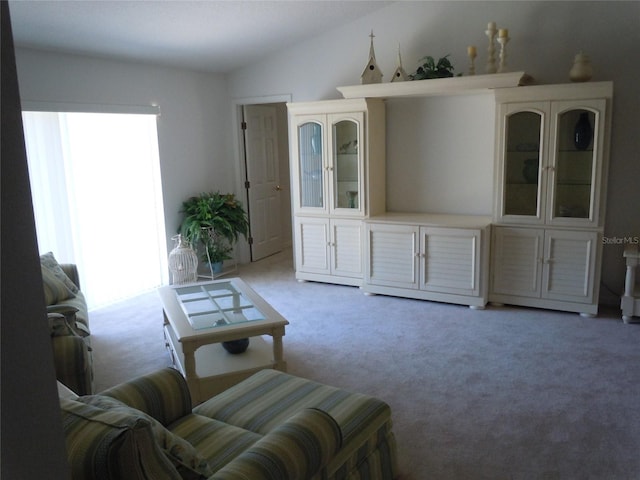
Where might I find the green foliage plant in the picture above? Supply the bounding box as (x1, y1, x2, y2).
(179, 192, 249, 263)
(410, 54, 459, 80)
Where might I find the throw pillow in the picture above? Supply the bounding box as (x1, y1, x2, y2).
(78, 395, 213, 480)
(40, 251, 79, 293)
(42, 265, 76, 306)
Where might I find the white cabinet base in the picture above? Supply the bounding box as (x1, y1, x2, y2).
(490, 226, 600, 316)
(293, 216, 364, 287)
(364, 282, 489, 308)
(364, 214, 491, 309)
(490, 294, 599, 316)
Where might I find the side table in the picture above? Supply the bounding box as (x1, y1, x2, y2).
(622, 244, 640, 323)
(159, 278, 289, 404)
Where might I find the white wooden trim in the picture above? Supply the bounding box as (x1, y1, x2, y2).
(21, 100, 160, 115)
(337, 72, 531, 99)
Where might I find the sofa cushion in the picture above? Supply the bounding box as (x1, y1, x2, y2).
(193, 369, 391, 445)
(210, 408, 342, 480)
(169, 413, 262, 474)
(79, 395, 213, 480)
(42, 265, 76, 305)
(40, 251, 79, 293)
(60, 397, 181, 480)
(193, 369, 397, 479)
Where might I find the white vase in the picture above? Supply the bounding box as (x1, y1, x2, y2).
(569, 52, 593, 82)
(168, 234, 198, 284)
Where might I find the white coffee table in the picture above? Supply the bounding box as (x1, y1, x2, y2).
(159, 278, 289, 404)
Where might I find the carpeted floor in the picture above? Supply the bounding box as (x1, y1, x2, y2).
(90, 249, 640, 480)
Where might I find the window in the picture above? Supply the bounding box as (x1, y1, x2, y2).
(23, 111, 168, 309)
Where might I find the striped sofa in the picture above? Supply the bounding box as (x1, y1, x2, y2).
(60, 367, 399, 480)
(42, 253, 93, 395)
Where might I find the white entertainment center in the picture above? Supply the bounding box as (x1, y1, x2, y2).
(287, 73, 612, 316)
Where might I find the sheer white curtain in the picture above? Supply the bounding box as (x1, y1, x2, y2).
(23, 111, 169, 310)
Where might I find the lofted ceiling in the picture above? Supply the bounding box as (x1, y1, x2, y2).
(8, 0, 393, 73)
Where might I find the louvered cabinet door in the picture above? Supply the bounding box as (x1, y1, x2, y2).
(294, 216, 330, 275)
(542, 229, 597, 303)
(366, 223, 419, 289)
(420, 227, 481, 296)
(491, 226, 544, 297)
(331, 218, 363, 278)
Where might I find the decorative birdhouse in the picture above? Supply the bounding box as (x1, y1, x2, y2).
(391, 44, 409, 82)
(361, 30, 383, 84)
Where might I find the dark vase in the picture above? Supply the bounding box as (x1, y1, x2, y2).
(574, 112, 592, 150)
(222, 338, 249, 354)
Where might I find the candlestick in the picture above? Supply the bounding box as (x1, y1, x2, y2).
(497, 34, 510, 73)
(485, 22, 497, 74)
(467, 45, 477, 75)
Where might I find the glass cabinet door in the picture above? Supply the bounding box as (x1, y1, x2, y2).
(550, 108, 597, 221)
(332, 119, 360, 211)
(298, 121, 324, 209)
(503, 110, 544, 218)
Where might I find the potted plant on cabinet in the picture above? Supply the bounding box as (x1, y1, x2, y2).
(179, 192, 249, 275)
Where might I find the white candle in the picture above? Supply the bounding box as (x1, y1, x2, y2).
(499, 28, 509, 38)
(467, 45, 477, 57)
(488, 21, 496, 30)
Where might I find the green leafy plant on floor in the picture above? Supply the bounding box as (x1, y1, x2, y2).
(411, 54, 460, 80)
(179, 192, 249, 264)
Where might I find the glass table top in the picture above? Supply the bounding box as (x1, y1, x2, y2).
(174, 281, 265, 330)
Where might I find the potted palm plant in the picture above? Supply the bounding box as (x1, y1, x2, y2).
(179, 192, 249, 273)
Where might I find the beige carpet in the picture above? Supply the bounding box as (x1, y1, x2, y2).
(90, 249, 640, 480)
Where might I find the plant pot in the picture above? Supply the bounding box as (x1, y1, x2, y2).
(209, 261, 223, 274)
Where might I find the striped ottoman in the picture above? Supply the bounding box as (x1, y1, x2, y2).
(193, 369, 398, 480)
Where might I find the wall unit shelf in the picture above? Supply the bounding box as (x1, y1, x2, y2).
(337, 71, 531, 99)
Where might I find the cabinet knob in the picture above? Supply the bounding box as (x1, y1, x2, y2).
(274, 185, 282, 191)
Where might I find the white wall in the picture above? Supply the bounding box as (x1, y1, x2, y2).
(228, 1, 640, 303)
(386, 94, 496, 214)
(15, 48, 234, 255)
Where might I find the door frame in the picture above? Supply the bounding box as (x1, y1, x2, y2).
(231, 94, 292, 264)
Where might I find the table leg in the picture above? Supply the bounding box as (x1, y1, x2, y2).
(272, 326, 286, 371)
(182, 345, 201, 403)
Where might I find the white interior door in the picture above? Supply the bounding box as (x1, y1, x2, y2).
(243, 105, 282, 261)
